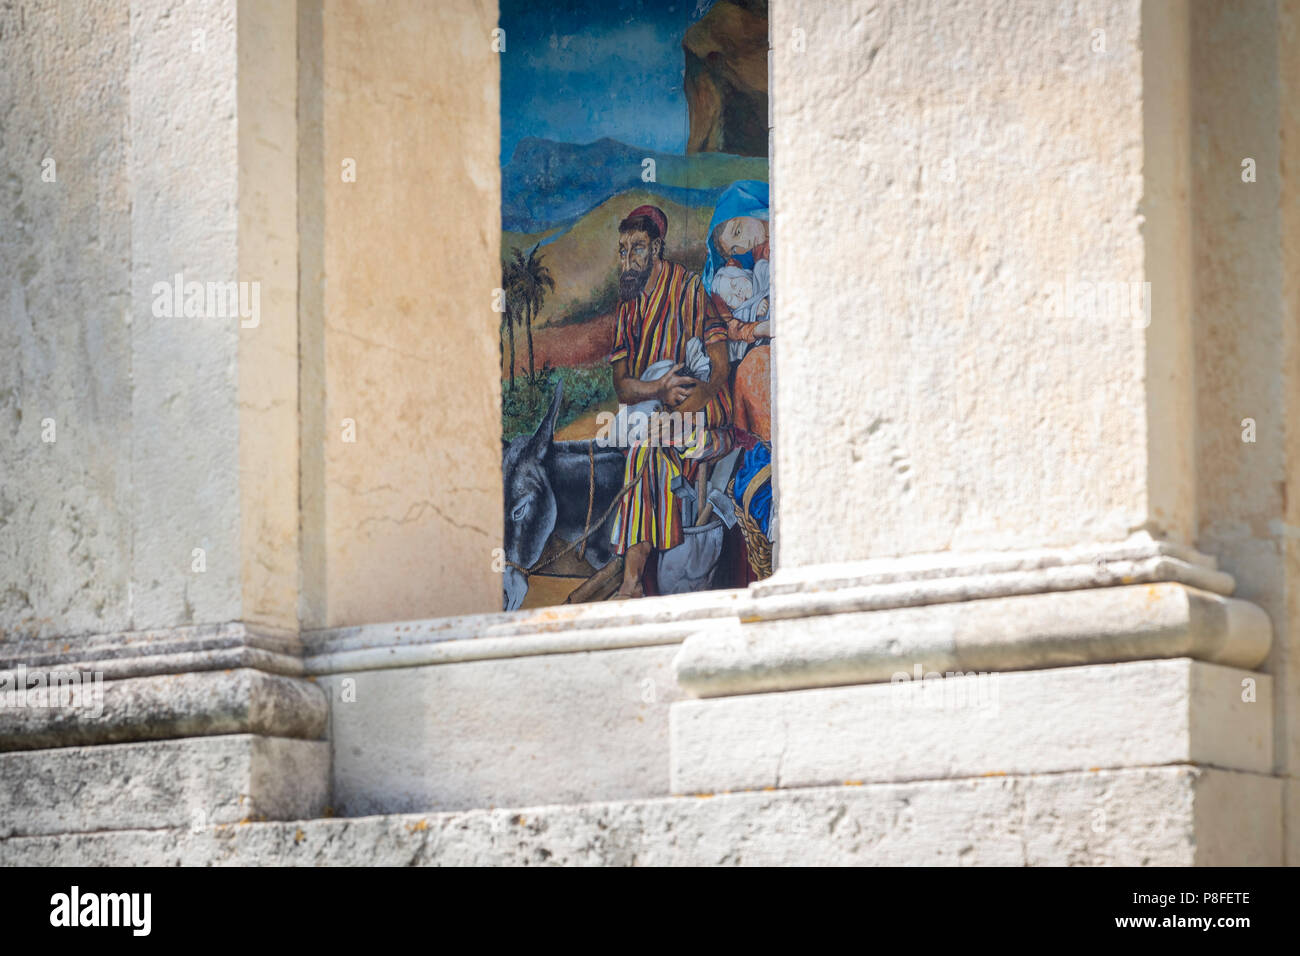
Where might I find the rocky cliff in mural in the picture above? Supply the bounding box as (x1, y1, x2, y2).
(684, 0, 769, 157)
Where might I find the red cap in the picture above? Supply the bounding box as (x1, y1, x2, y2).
(626, 204, 668, 243)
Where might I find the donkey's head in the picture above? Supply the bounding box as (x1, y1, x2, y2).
(501, 382, 563, 611)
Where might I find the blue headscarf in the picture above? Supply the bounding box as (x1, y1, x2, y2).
(702, 180, 770, 295)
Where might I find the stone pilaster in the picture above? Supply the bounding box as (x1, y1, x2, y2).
(0, 0, 317, 835)
(772, 0, 1195, 564)
(658, 0, 1289, 864)
(1187, 0, 1300, 863)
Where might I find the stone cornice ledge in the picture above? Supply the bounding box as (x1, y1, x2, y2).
(0, 622, 304, 682)
(300, 533, 1243, 675)
(0, 668, 328, 752)
(0, 536, 1259, 683)
(302, 587, 747, 674)
(744, 533, 1234, 620)
(674, 582, 1272, 699)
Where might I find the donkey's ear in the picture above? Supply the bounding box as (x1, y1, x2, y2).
(529, 381, 564, 460)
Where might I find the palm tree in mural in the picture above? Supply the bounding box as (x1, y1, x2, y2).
(501, 256, 520, 391)
(512, 244, 555, 386)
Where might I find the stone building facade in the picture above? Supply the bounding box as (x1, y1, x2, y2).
(0, 0, 1296, 865)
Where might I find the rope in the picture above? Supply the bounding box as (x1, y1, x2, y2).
(578, 439, 595, 562)
(503, 443, 648, 578)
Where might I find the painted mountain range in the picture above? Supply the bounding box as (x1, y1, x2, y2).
(502, 136, 767, 234)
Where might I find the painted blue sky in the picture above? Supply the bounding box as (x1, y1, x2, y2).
(499, 0, 717, 166)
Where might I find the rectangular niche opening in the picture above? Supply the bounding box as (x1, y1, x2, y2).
(498, 0, 774, 611)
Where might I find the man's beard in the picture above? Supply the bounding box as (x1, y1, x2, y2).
(619, 262, 651, 301)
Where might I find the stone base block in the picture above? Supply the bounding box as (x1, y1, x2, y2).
(318, 645, 680, 815)
(0, 766, 1280, 866)
(671, 658, 1271, 795)
(0, 734, 329, 837)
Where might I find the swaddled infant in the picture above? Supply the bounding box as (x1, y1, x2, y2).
(712, 263, 771, 362)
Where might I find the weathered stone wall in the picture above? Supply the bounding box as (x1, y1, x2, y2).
(0, 767, 1280, 866)
(1, 2, 134, 640)
(771, 0, 1193, 564)
(1, 0, 1297, 868)
(1, 0, 300, 638)
(127, 0, 243, 633)
(2, 0, 500, 638)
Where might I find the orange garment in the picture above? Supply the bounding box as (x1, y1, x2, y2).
(731, 344, 771, 443)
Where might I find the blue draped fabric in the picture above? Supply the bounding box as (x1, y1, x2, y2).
(733, 441, 773, 539)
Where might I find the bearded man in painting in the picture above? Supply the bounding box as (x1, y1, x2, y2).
(607, 205, 734, 598)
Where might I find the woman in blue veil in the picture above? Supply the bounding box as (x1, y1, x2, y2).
(704, 179, 772, 370)
(701, 180, 774, 564)
(702, 179, 770, 295)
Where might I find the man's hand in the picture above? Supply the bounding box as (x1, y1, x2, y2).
(654, 363, 697, 408)
(675, 339, 730, 415)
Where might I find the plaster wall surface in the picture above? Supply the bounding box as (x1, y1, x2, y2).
(237, 0, 300, 629)
(301, 0, 503, 628)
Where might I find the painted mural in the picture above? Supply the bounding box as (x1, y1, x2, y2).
(499, 0, 772, 610)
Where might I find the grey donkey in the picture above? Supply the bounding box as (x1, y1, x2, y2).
(501, 382, 626, 611)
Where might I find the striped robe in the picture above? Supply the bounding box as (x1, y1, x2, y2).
(608, 260, 732, 554)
